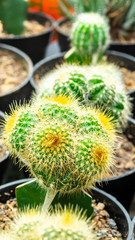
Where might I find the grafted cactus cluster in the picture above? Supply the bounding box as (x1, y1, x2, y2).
(0, 207, 96, 240)
(52, 66, 131, 127)
(69, 12, 110, 62)
(0, 0, 28, 35)
(3, 93, 116, 193)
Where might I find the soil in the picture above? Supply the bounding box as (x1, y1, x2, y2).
(105, 134, 135, 178)
(0, 198, 123, 239)
(121, 68, 135, 92)
(0, 49, 28, 95)
(58, 19, 135, 43)
(0, 20, 51, 38)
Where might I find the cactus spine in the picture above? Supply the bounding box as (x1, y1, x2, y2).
(70, 12, 110, 62)
(0, 207, 96, 240)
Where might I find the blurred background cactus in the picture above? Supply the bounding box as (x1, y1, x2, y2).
(0, 207, 96, 240)
(0, 0, 28, 35)
(106, 0, 135, 40)
(42, 63, 131, 127)
(59, 0, 135, 42)
(68, 12, 110, 62)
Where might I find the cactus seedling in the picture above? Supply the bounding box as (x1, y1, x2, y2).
(0, 207, 96, 240)
(0, 0, 28, 35)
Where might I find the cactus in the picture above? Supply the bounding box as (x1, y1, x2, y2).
(87, 75, 132, 126)
(3, 105, 39, 158)
(69, 12, 110, 62)
(53, 71, 87, 101)
(0, 0, 28, 35)
(2, 93, 116, 209)
(0, 207, 96, 240)
(47, 64, 131, 127)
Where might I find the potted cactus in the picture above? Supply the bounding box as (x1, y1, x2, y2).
(0, 0, 53, 63)
(0, 92, 133, 239)
(30, 52, 135, 209)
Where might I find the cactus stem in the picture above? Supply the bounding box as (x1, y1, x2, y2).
(42, 187, 58, 212)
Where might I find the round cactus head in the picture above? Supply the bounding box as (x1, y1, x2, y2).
(2, 207, 96, 240)
(71, 12, 110, 61)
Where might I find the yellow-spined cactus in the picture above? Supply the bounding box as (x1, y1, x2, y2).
(0, 207, 96, 240)
(2, 94, 116, 208)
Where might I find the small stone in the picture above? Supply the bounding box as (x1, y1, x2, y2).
(96, 202, 105, 211)
(109, 219, 117, 230)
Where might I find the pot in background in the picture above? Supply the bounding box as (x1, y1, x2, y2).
(0, 43, 33, 113)
(0, 11, 53, 64)
(0, 178, 133, 240)
(30, 51, 135, 210)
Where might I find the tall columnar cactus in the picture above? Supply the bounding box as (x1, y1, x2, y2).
(69, 12, 110, 62)
(0, 207, 96, 240)
(0, 0, 28, 35)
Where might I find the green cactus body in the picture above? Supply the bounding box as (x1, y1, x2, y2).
(75, 134, 112, 186)
(27, 121, 78, 192)
(87, 75, 115, 106)
(71, 13, 109, 59)
(3, 106, 39, 156)
(35, 94, 79, 126)
(53, 71, 87, 101)
(0, 0, 28, 35)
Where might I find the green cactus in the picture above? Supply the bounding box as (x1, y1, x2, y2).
(2, 94, 116, 209)
(87, 75, 131, 126)
(49, 65, 131, 127)
(53, 71, 87, 101)
(3, 106, 39, 157)
(0, 207, 96, 240)
(0, 0, 28, 35)
(69, 12, 110, 62)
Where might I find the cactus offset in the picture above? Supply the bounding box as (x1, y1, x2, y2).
(0, 207, 96, 240)
(3, 105, 39, 157)
(70, 12, 110, 62)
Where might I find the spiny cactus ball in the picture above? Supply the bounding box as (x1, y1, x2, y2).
(3, 105, 39, 157)
(0, 207, 96, 240)
(3, 94, 116, 193)
(71, 12, 109, 59)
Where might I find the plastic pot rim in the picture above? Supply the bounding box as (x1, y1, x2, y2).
(0, 43, 33, 98)
(0, 11, 54, 41)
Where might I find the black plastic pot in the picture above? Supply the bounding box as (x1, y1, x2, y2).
(109, 43, 135, 58)
(30, 51, 135, 211)
(0, 43, 33, 113)
(56, 17, 135, 57)
(0, 178, 133, 240)
(55, 17, 71, 52)
(0, 11, 53, 64)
